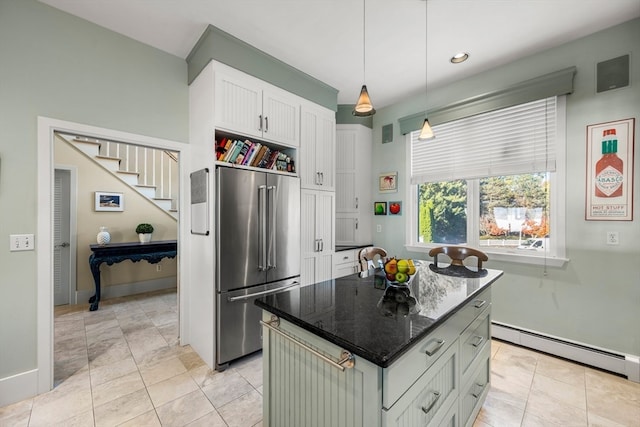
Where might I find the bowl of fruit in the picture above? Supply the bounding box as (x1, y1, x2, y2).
(383, 258, 417, 286)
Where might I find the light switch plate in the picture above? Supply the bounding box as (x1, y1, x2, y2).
(10, 234, 35, 251)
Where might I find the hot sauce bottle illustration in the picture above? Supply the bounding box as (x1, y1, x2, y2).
(594, 129, 623, 198)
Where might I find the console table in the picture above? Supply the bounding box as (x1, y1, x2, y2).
(88, 240, 177, 311)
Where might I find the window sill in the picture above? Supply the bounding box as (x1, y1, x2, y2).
(405, 244, 569, 268)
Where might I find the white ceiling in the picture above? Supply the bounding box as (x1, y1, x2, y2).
(39, 0, 640, 109)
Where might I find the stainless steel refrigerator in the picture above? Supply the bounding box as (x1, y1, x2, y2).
(215, 166, 300, 369)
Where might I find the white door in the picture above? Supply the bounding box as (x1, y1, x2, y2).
(54, 169, 72, 306)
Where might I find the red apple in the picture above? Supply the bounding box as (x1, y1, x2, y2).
(389, 203, 401, 214)
(386, 272, 396, 281)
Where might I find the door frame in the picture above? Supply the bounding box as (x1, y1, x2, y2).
(53, 166, 78, 305)
(37, 117, 191, 393)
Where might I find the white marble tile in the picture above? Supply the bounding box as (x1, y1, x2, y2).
(530, 373, 587, 411)
(217, 389, 263, 427)
(185, 410, 228, 427)
(202, 370, 255, 408)
(93, 388, 154, 427)
(91, 371, 146, 407)
(29, 378, 93, 425)
(117, 409, 161, 427)
(146, 372, 199, 407)
(90, 356, 138, 387)
(138, 356, 187, 386)
(155, 390, 215, 426)
(0, 398, 32, 427)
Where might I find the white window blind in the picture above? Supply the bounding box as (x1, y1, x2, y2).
(411, 97, 557, 184)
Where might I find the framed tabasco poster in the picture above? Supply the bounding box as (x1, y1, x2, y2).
(585, 118, 635, 221)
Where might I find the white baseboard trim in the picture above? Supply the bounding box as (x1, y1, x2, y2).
(76, 277, 177, 303)
(492, 321, 639, 383)
(0, 369, 38, 407)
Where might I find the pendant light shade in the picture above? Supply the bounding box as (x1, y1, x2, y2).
(353, 85, 376, 116)
(352, 0, 375, 117)
(419, 0, 435, 140)
(418, 118, 434, 140)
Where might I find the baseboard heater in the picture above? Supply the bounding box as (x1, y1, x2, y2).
(491, 321, 639, 383)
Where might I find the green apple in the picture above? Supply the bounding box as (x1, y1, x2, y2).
(395, 272, 408, 283)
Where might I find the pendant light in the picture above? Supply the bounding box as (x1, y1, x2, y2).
(353, 0, 376, 116)
(418, 0, 435, 140)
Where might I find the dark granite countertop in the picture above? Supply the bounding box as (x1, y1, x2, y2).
(335, 244, 373, 252)
(256, 261, 503, 368)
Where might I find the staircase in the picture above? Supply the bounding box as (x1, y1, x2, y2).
(59, 133, 179, 217)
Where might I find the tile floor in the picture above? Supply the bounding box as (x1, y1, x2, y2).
(1, 289, 638, 426)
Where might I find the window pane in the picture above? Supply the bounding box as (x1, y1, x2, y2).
(479, 173, 550, 251)
(417, 180, 467, 244)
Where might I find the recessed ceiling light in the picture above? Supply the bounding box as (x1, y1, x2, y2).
(450, 52, 469, 64)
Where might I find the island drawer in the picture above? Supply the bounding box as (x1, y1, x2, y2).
(453, 287, 491, 332)
(460, 344, 491, 426)
(459, 306, 491, 380)
(382, 340, 458, 426)
(382, 317, 461, 408)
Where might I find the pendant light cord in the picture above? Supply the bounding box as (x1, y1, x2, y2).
(425, 0, 428, 105)
(363, 0, 366, 84)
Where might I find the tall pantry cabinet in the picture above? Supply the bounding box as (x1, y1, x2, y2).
(335, 124, 372, 246)
(300, 104, 336, 285)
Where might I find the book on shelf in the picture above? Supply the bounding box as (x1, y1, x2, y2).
(243, 142, 261, 166)
(225, 140, 242, 163)
(219, 139, 235, 162)
(234, 140, 251, 165)
(251, 145, 268, 167)
(216, 138, 231, 160)
(256, 147, 272, 168)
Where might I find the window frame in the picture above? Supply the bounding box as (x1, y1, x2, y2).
(405, 96, 568, 267)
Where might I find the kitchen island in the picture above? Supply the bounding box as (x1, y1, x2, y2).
(256, 261, 503, 427)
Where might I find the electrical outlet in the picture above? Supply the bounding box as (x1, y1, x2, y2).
(606, 231, 619, 245)
(156, 264, 162, 272)
(10, 234, 35, 251)
(376, 224, 382, 233)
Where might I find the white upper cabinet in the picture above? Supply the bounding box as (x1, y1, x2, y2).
(300, 103, 335, 190)
(214, 63, 300, 147)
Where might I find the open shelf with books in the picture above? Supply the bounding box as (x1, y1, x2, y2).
(214, 131, 297, 176)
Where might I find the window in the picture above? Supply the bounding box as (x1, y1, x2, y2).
(407, 96, 567, 266)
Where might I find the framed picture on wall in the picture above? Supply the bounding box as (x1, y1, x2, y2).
(95, 191, 124, 212)
(379, 172, 398, 193)
(585, 118, 635, 221)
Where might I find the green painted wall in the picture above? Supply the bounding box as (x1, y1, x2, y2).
(0, 0, 188, 379)
(370, 18, 640, 356)
(187, 25, 338, 111)
(336, 104, 373, 128)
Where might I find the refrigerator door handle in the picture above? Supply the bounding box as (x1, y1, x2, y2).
(227, 282, 299, 302)
(258, 185, 267, 271)
(267, 185, 277, 269)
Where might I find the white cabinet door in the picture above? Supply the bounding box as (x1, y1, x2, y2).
(301, 190, 335, 284)
(214, 69, 262, 139)
(300, 104, 335, 190)
(214, 63, 301, 148)
(336, 125, 372, 245)
(336, 129, 357, 213)
(262, 88, 300, 147)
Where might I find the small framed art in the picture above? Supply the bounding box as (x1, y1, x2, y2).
(95, 191, 124, 212)
(374, 202, 387, 215)
(379, 172, 397, 193)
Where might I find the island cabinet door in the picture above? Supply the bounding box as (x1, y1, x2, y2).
(261, 312, 381, 427)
